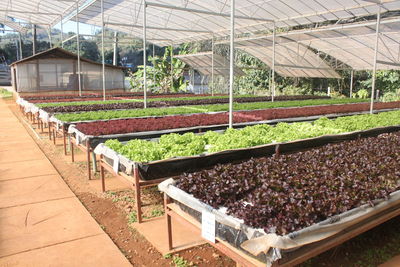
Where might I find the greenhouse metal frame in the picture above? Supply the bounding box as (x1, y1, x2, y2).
(1, 0, 400, 126)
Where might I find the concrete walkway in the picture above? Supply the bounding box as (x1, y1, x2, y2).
(0, 99, 131, 267)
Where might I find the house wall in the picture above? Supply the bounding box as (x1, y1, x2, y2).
(14, 58, 125, 93)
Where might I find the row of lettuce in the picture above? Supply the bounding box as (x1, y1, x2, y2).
(105, 110, 400, 163)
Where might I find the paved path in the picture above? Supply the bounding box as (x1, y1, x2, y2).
(0, 99, 131, 267)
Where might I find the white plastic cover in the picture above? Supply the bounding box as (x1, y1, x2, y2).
(174, 52, 245, 77)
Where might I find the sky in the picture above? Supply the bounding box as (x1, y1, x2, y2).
(1, 20, 99, 36)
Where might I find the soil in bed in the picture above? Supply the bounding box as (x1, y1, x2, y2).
(6, 98, 400, 267)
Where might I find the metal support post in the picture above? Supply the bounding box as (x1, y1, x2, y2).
(350, 70, 354, 98)
(271, 23, 276, 102)
(370, 5, 381, 114)
(211, 34, 215, 96)
(152, 43, 155, 83)
(170, 44, 173, 92)
(76, 1, 82, 96)
(60, 15, 64, 48)
(143, 0, 148, 108)
(48, 27, 52, 48)
(113, 31, 118, 65)
(32, 24, 37, 55)
(18, 33, 23, 59)
(101, 0, 106, 101)
(228, 0, 235, 128)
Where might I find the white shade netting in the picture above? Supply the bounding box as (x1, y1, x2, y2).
(174, 52, 245, 77)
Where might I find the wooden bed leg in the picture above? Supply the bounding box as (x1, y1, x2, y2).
(164, 194, 173, 251)
(100, 157, 106, 192)
(134, 166, 142, 223)
(48, 122, 52, 140)
(52, 128, 56, 145)
(62, 125, 67, 155)
(92, 151, 98, 173)
(87, 140, 91, 180)
(71, 137, 75, 162)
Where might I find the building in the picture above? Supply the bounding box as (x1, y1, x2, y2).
(10, 47, 125, 95)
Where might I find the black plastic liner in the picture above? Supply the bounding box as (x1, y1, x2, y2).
(101, 124, 400, 180)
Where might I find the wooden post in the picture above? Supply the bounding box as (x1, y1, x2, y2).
(100, 156, 106, 192)
(87, 140, 91, 180)
(164, 194, 173, 251)
(133, 166, 142, 223)
(48, 122, 52, 140)
(71, 136, 75, 162)
(62, 124, 67, 155)
(52, 128, 56, 145)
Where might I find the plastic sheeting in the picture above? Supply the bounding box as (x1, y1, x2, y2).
(159, 178, 400, 266)
(236, 41, 340, 78)
(231, 18, 400, 71)
(61, 0, 399, 47)
(174, 52, 245, 77)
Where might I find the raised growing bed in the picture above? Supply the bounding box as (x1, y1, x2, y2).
(72, 102, 400, 136)
(52, 98, 369, 123)
(93, 110, 400, 226)
(159, 131, 400, 266)
(59, 101, 397, 180)
(21, 91, 196, 102)
(39, 95, 331, 113)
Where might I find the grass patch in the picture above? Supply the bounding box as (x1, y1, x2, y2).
(0, 88, 12, 98)
(128, 211, 137, 224)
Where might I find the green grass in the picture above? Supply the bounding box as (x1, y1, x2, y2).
(127, 211, 137, 224)
(0, 88, 12, 98)
(54, 98, 367, 122)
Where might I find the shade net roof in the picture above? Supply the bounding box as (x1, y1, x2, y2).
(0, 0, 80, 26)
(4, 0, 398, 46)
(0, 17, 28, 34)
(235, 40, 341, 78)
(230, 18, 400, 71)
(174, 52, 245, 77)
(71, 0, 400, 46)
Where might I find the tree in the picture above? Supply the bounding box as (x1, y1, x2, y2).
(129, 45, 190, 93)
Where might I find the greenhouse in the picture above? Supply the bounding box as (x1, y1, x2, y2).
(1, 0, 400, 267)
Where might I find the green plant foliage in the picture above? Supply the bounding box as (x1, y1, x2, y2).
(381, 91, 400, 102)
(105, 110, 400, 163)
(360, 70, 400, 94)
(353, 89, 370, 99)
(129, 44, 193, 93)
(55, 98, 367, 122)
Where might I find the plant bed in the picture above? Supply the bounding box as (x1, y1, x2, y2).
(53, 98, 370, 123)
(94, 110, 400, 181)
(22, 91, 196, 102)
(38, 95, 331, 113)
(159, 131, 400, 266)
(71, 102, 399, 136)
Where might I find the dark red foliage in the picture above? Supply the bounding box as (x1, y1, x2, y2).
(25, 92, 201, 103)
(42, 95, 330, 113)
(75, 101, 400, 136)
(176, 133, 400, 235)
